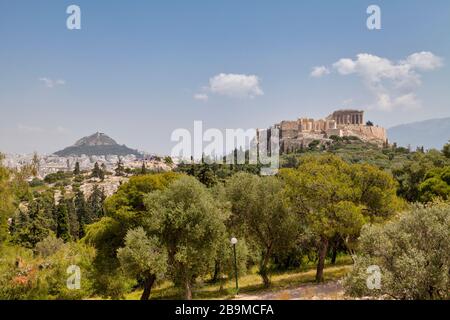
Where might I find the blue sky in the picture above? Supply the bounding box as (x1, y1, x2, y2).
(1, 0, 449, 154)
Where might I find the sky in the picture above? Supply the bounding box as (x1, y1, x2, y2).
(1, 0, 449, 155)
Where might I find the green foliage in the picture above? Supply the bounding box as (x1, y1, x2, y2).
(213, 237, 249, 288)
(29, 178, 45, 188)
(144, 176, 228, 299)
(117, 227, 168, 299)
(344, 203, 450, 300)
(393, 150, 450, 202)
(73, 162, 81, 175)
(0, 158, 15, 243)
(418, 166, 450, 202)
(0, 242, 95, 300)
(56, 201, 71, 242)
(91, 162, 105, 180)
(164, 156, 173, 165)
(225, 172, 300, 287)
(44, 171, 73, 184)
(115, 158, 125, 177)
(281, 154, 402, 282)
(35, 234, 64, 257)
(104, 172, 180, 213)
(117, 227, 167, 280)
(442, 141, 450, 158)
(83, 172, 180, 298)
(10, 191, 56, 248)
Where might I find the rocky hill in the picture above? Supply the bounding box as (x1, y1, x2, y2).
(54, 132, 142, 157)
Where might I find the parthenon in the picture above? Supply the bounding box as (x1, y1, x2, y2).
(268, 109, 387, 153)
(329, 109, 364, 125)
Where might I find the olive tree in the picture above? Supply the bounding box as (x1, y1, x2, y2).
(225, 172, 300, 287)
(344, 203, 450, 300)
(144, 176, 228, 299)
(117, 227, 167, 300)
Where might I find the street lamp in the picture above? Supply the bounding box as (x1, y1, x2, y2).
(230, 237, 239, 295)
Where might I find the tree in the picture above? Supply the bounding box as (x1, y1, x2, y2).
(87, 185, 105, 223)
(418, 166, 450, 202)
(140, 162, 147, 175)
(281, 155, 401, 282)
(225, 172, 299, 287)
(10, 190, 56, 248)
(83, 172, 181, 299)
(442, 141, 450, 158)
(65, 197, 79, 240)
(91, 162, 104, 180)
(144, 176, 228, 299)
(115, 158, 125, 177)
(117, 227, 168, 300)
(393, 150, 450, 202)
(56, 201, 71, 242)
(31, 152, 40, 177)
(344, 203, 450, 300)
(73, 162, 80, 175)
(0, 156, 15, 243)
(74, 188, 88, 237)
(164, 156, 173, 165)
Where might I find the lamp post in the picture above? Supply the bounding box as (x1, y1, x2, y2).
(230, 237, 239, 295)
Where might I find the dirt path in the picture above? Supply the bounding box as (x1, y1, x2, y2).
(233, 281, 345, 300)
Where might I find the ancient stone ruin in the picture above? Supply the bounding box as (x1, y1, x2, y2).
(266, 109, 387, 153)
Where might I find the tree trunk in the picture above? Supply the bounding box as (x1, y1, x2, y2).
(140, 274, 156, 300)
(316, 236, 329, 283)
(185, 279, 192, 300)
(212, 260, 220, 282)
(260, 245, 273, 288)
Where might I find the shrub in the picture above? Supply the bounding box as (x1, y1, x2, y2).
(344, 203, 450, 300)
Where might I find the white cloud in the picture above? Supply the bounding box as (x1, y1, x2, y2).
(193, 93, 209, 102)
(208, 73, 264, 98)
(319, 52, 443, 111)
(39, 77, 66, 88)
(404, 51, 443, 71)
(310, 66, 330, 78)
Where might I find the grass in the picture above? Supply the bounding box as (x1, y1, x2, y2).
(124, 256, 353, 300)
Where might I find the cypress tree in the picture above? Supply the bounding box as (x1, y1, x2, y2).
(73, 162, 80, 175)
(115, 158, 125, 176)
(56, 201, 71, 242)
(74, 188, 88, 237)
(141, 161, 147, 175)
(91, 162, 102, 179)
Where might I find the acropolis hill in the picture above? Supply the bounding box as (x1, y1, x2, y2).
(271, 109, 387, 153)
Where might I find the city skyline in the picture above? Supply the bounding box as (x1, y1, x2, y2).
(1, 0, 450, 155)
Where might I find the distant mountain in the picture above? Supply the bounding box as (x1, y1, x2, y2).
(388, 117, 450, 150)
(54, 132, 142, 157)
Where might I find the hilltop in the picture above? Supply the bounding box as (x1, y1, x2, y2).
(54, 132, 142, 157)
